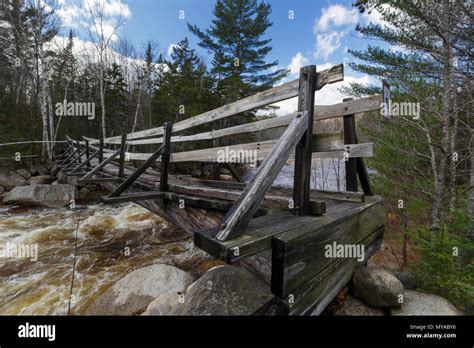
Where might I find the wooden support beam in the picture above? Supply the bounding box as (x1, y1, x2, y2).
(355, 133, 373, 196)
(226, 163, 245, 183)
(160, 122, 172, 191)
(63, 149, 87, 170)
(75, 141, 82, 164)
(85, 139, 90, 159)
(108, 144, 164, 198)
(215, 111, 309, 241)
(70, 150, 100, 174)
(59, 146, 79, 165)
(99, 137, 104, 163)
(293, 65, 317, 216)
(343, 98, 357, 192)
(118, 133, 127, 178)
(101, 191, 165, 204)
(79, 147, 122, 181)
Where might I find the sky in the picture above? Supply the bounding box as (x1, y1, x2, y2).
(55, 0, 390, 114)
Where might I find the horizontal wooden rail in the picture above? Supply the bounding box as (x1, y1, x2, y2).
(94, 94, 381, 146)
(100, 65, 343, 144)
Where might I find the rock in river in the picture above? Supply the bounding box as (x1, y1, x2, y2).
(3, 184, 77, 208)
(170, 265, 274, 315)
(86, 264, 193, 315)
(0, 168, 27, 190)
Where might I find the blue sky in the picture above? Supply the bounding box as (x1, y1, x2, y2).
(56, 0, 388, 112)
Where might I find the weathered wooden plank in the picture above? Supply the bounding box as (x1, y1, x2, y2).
(294, 65, 317, 216)
(312, 143, 374, 158)
(188, 178, 365, 203)
(168, 182, 325, 214)
(101, 191, 165, 204)
(101, 65, 343, 143)
(162, 192, 236, 213)
(89, 94, 382, 146)
(160, 122, 172, 191)
(271, 196, 386, 298)
(118, 133, 127, 178)
(355, 133, 374, 196)
(63, 148, 87, 170)
(126, 138, 368, 163)
(274, 226, 384, 315)
(194, 212, 306, 263)
(343, 98, 357, 192)
(216, 111, 310, 241)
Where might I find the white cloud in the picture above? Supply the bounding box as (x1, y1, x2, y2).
(84, 0, 132, 18)
(315, 4, 359, 32)
(314, 31, 347, 60)
(167, 43, 178, 57)
(287, 52, 310, 75)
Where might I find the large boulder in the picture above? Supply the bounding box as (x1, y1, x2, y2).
(15, 168, 31, 179)
(170, 265, 274, 315)
(3, 184, 77, 207)
(0, 168, 27, 190)
(353, 266, 404, 308)
(86, 264, 193, 315)
(30, 164, 49, 175)
(28, 175, 57, 186)
(334, 295, 385, 316)
(391, 290, 460, 316)
(142, 291, 181, 315)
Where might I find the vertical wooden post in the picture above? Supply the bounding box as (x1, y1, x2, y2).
(160, 122, 172, 191)
(343, 98, 357, 192)
(76, 141, 82, 163)
(85, 139, 90, 159)
(118, 133, 127, 178)
(99, 137, 104, 163)
(293, 65, 317, 216)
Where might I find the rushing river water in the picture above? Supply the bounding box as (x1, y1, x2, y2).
(0, 203, 211, 315)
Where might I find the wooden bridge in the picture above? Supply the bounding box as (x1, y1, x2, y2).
(57, 64, 387, 315)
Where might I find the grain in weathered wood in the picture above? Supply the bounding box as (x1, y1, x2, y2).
(312, 143, 374, 158)
(118, 133, 127, 178)
(355, 133, 373, 196)
(216, 111, 310, 241)
(271, 196, 386, 298)
(343, 98, 357, 192)
(294, 65, 317, 216)
(194, 212, 311, 263)
(160, 122, 172, 191)
(101, 65, 343, 143)
(274, 226, 384, 315)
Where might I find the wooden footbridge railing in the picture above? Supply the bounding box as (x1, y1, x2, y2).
(58, 64, 388, 315)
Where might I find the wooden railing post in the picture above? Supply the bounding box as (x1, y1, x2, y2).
(99, 137, 104, 163)
(76, 140, 82, 163)
(85, 139, 90, 160)
(293, 65, 317, 216)
(160, 122, 172, 191)
(118, 133, 127, 178)
(343, 98, 357, 192)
